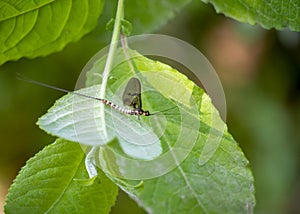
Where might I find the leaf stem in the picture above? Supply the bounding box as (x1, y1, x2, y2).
(85, 0, 124, 178)
(100, 0, 124, 138)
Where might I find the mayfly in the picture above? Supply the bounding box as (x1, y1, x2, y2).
(17, 74, 170, 117)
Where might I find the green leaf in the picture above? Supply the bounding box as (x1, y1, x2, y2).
(37, 83, 163, 160)
(98, 0, 192, 36)
(105, 18, 115, 32)
(109, 94, 255, 213)
(202, 0, 300, 31)
(87, 51, 255, 212)
(4, 139, 118, 214)
(0, 0, 104, 65)
(38, 48, 255, 212)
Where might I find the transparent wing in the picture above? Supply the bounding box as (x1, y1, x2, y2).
(122, 77, 142, 109)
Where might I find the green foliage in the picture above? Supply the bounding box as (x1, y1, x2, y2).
(3, 0, 279, 213)
(35, 50, 255, 213)
(2, 0, 300, 213)
(106, 19, 132, 36)
(0, 0, 104, 65)
(90, 51, 255, 213)
(1, 0, 300, 65)
(0, 0, 192, 65)
(37, 83, 163, 160)
(123, 0, 192, 34)
(202, 0, 300, 31)
(4, 139, 118, 214)
(118, 129, 255, 213)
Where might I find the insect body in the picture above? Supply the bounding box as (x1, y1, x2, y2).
(121, 77, 150, 116)
(17, 74, 151, 116)
(101, 98, 150, 116)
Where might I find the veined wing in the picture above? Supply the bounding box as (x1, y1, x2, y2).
(122, 77, 142, 110)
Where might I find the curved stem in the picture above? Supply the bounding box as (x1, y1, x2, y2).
(85, 0, 125, 179)
(99, 0, 124, 138)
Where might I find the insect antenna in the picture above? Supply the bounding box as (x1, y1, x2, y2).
(16, 73, 102, 102)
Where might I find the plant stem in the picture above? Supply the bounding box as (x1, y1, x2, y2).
(99, 0, 124, 138)
(85, 0, 124, 179)
(120, 33, 136, 74)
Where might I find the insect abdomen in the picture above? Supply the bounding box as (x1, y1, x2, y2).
(101, 99, 137, 115)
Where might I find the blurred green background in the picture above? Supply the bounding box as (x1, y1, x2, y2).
(1, 1, 300, 213)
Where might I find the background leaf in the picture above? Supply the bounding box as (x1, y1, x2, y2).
(0, 0, 104, 65)
(96, 0, 192, 36)
(4, 139, 118, 214)
(124, 0, 192, 34)
(202, 0, 300, 31)
(0, 0, 193, 65)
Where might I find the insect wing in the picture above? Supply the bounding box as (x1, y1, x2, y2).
(122, 77, 142, 109)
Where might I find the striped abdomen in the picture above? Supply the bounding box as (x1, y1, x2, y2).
(101, 99, 150, 116)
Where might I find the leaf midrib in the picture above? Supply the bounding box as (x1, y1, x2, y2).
(44, 149, 85, 213)
(162, 131, 208, 213)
